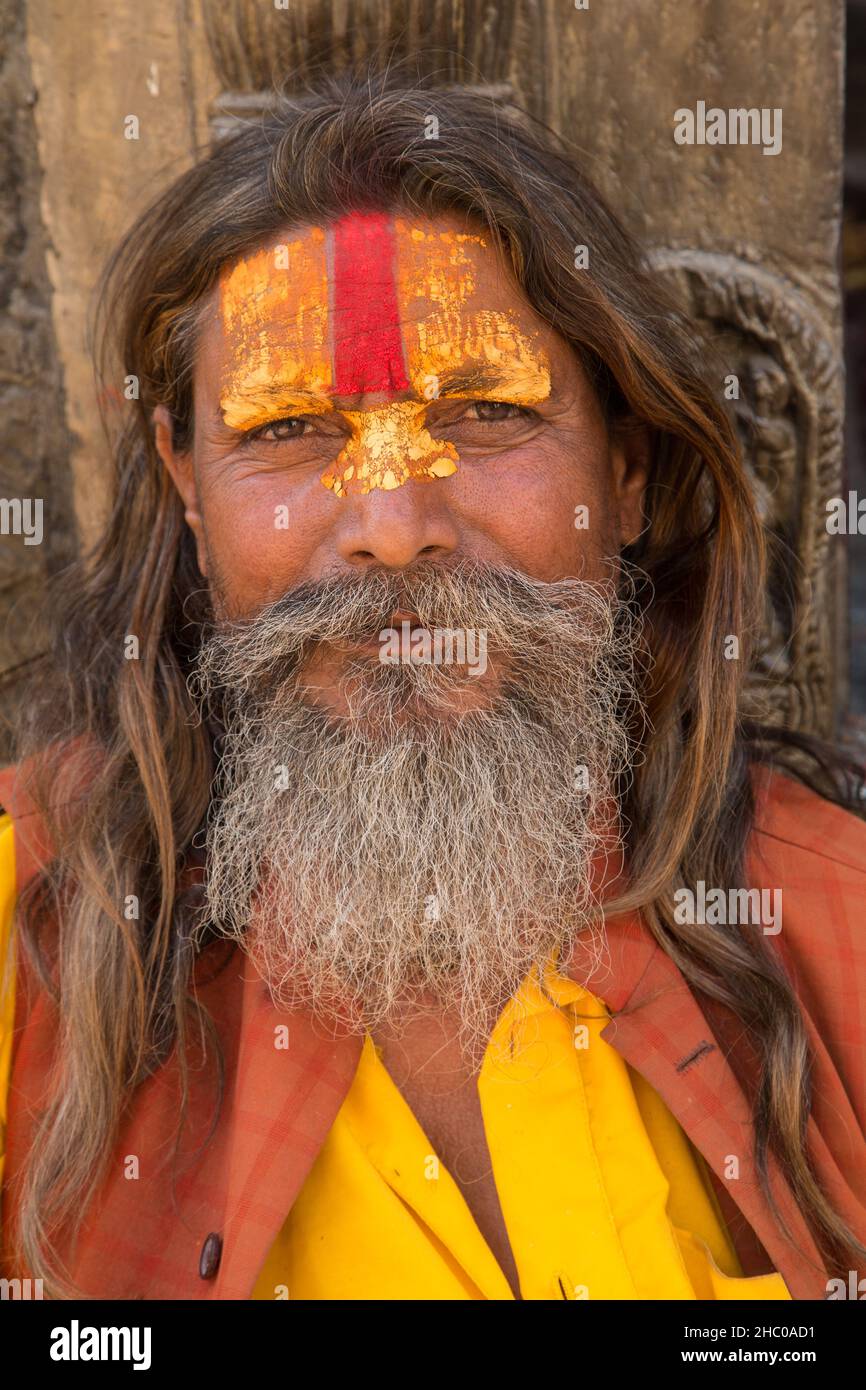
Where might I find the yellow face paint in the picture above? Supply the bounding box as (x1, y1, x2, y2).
(219, 231, 331, 432)
(217, 213, 551, 496)
(321, 402, 459, 497)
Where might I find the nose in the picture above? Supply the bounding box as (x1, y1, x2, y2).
(332, 481, 461, 571)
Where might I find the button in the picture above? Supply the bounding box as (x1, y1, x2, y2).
(199, 1232, 222, 1280)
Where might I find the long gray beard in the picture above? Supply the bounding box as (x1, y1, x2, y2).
(191, 560, 644, 1057)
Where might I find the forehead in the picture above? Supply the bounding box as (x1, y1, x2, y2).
(212, 212, 557, 418)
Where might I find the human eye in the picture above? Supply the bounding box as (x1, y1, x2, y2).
(465, 400, 537, 423)
(242, 416, 312, 444)
(430, 396, 542, 455)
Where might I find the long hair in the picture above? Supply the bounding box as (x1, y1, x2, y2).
(7, 69, 865, 1295)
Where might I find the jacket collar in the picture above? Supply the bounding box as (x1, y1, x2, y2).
(564, 845, 826, 1297)
(583, 922, 826, 1298)
(195, 898, 826, 1300)
(209, 965, 363, 1300)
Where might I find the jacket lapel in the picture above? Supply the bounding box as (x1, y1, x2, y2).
(209, 965, 362, 1299)
(214, 909, 828, 1298)
(579, 915, 827, 1299)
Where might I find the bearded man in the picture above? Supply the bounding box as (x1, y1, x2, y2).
(0, 70, 864, 1304)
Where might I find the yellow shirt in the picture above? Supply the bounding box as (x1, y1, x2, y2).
(251, 961, 790, 1301)
(0, 815, 789, 1300)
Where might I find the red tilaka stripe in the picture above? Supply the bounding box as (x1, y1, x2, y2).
(330, 211, 409, 395)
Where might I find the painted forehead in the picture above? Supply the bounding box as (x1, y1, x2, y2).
(218, 212, 551, 495)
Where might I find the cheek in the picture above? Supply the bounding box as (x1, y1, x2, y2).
(195, 469, 321, 614)
(461, 440, 619, 582)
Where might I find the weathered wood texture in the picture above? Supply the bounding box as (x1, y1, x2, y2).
(0, 0, 77, 756)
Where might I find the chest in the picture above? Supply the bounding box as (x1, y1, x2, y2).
(373, 1037, 523, 1297)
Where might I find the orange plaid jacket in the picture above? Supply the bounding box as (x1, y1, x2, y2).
(0, 758, 864, 1300)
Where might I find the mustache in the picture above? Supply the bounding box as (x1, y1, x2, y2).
(192, 557, 640, 701)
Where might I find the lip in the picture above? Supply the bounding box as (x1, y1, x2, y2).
(342, 612, 428, 657)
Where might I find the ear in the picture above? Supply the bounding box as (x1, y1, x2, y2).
(153, 404, 208, 577)
(609, 418, 651, 549)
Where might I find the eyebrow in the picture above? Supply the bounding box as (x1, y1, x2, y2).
(217, 384, 333, 426)
(430, 358, 553, 405)
(217, 358, 551, 427)
(434, 365, 513, 395)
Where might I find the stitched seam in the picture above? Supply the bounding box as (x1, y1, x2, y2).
(602, 933, 661, 1018)
(752, 824, 866, 878)
(675, 1041, 716, 1074)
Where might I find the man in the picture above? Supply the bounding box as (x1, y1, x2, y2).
(0, 71, 864, 1301)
